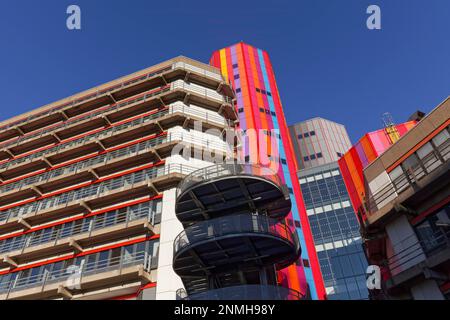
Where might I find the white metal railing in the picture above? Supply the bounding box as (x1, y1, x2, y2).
(0, 200, 161, 255)
(171, 80, 228, 104)
(0, 163, 197, 224)
(0, 86, 170, 153)
(0, 250, 155, 297)
(0, 65, 173, 134)
(0, 134, 168, 194)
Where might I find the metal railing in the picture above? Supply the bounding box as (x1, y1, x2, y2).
(177, 163, 282, 199)
(171, 80, 232, 105)
(366, 139, 449, 214)
(0, 107, 170, 171)
(384, 229, 450, 276)
(0, 61, 230, 135)
(0, 85, 171, 152)
(169, 101, 233, 127)
(0, 99, 235, 172)
(173, 62, 223, 82)
(0, 200, 161, 255)
(176, 285, 303, 300)
(0, 65, 173, 134)
(0, 250, 156, 297)
(0, 134, 168, 194)
(173, 214, 299, 256)
(0, 163, 198, 224)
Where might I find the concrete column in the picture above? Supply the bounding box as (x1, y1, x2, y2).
(155, 188, 184, 300)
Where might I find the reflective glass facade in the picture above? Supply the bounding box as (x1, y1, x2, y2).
(299, 162, 369, 300)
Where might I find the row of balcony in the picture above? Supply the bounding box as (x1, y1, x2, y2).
(0, 134, 166, 194)
(0, 85, 170, 158)
(0, 129, 234, 210)
(0, 241, 158, 300)
(365, 131, 449, 219)
(0, 163, 198, 236)
(0, 199, 161, 257)
(0, 101, 233, 182)
(0, 76, 235, 161)
(380, 225, 450, 293)
(0, 61, 233, 143)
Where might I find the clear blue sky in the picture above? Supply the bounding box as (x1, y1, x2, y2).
(0, 0, 449, 142)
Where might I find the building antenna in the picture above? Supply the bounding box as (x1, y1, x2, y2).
(382, 112, 400, 144)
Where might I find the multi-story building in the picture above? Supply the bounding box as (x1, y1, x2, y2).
(0, 56, 240, 300)
(355, 97, 450, 300)
(290, 118, 369, 299)
(289, 118, 352, 170)
(210, 42, 326, 300)
(0, 47, 314, 300)
(338, 120, 417, 221)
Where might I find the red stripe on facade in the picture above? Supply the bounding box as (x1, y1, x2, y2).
(0, 161, 165, 212)
(0, 194, 163, 241)
(0, 234, 160, 276)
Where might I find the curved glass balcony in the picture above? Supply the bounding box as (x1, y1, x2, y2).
(173, 214, 300, 277)
(176, 285, 303, 300)
(176, 164, 292, 223)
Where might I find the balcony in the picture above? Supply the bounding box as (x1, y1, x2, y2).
(175, 164, 292, 225)
(0, 59, 233, 145)
(0, 250, 156, 300)
(173, 214, 300, 278)
(0, 164, 198, 234)
(384, 228, 450, 291)
(0, 86, 171, 160)
(0, 202, 160, 267)
(0, 101, 234, 183)
(176, 285, 303, 300)
(365, 132, 450, 227)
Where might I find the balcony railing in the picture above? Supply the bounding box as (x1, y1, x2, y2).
(177, 163, 283, 199)
(0, 85, 171, 153)
(171, 80, 232, 104)
(0, 134, 167, 194)
(174, 214, 299, 256)
(0, 107, 170, 171)
(0, 163, 198, 224)
(0, 100, 234, 173)
(0, 65, 173, 134)
(0, 200, 161, 255)
(176, 285, 303, 300)
(385, 229, 450, 277)
(0, 61, 229, 135)
(366, 137, 449, 214)
(0, 250, 155, 297)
